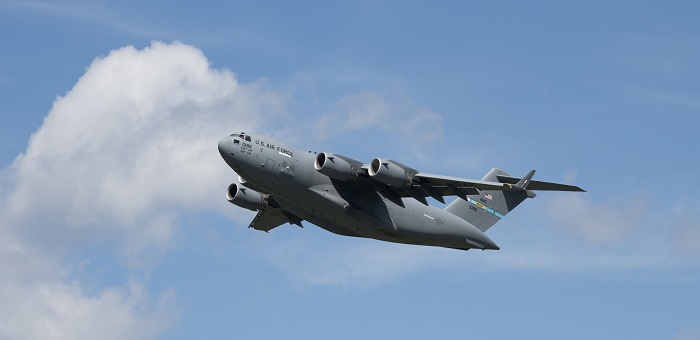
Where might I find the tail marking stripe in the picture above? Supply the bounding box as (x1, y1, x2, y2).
(466, 197, 505, 219)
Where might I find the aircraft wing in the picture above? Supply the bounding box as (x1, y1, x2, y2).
(493, 174, 585, 191)
(249, 206, 303, 232)
(366, 172, 513, 206)
(413, 172, 584, 193)
(360, 162, 584, 207)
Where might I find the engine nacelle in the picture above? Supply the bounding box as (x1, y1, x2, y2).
(314, 152, 359, 180)
(368, 158, 412, 187)
(226, 183, 265, 211)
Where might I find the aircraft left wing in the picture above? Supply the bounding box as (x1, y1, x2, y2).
(249, 207, 303, 232)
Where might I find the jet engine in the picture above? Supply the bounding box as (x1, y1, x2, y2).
(314, 152, 359, 181)
(226, 183, 265, 211)
(368, 158, 413, 187)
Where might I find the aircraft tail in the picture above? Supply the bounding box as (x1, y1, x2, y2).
(444, 168, 534, 232)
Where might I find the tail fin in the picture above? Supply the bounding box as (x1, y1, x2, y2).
(445, 168, 534, 232)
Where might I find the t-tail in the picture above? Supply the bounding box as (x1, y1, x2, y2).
(445, 168, 583, 232)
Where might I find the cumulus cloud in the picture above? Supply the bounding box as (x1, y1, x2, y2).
(2, 41, 286, 258)
(0, 41, 287, 338)
(0, 279, 176, 340)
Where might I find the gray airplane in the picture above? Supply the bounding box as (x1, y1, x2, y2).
(218, 132, 584, 251)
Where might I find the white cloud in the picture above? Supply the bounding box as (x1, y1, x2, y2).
(665, 210, 700, 255)
(0, 41, 287, 338)
(3, 41, 285, 257)
(263, 236, 677, 287)
(677, 223, 700, 254)
(6, 1, 164, 38)
(401, 108, 442, 139)
(259, 192, 700, 287)
(313, 91, 443, 142)
(338, 92, 392, 130)
(263, 238, 458, 287)
(675, 328, 700, 340)
(547, 193, 700, 259)
(547, 193, 648, 243)
(0, 279, 177, 340)
(473, 247, 670, 272)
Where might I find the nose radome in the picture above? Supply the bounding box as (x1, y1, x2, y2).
(218, 136, 232, 157)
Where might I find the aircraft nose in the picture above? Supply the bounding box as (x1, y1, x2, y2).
(218, 136, 232, 158)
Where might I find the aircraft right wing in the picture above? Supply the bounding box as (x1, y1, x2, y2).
(413, 171, 585, 193)
(358, 160, 584, 207)
(315, 152, 584, 207)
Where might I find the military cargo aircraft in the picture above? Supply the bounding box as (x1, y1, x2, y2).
(218, 132, 584, 251)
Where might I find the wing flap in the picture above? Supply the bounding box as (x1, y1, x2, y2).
(496, 175, 586, 192)
(415, 172, 514, 191)
(249, 207, 303, 232)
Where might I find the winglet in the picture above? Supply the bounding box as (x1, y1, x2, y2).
(513, 170, 536, 190)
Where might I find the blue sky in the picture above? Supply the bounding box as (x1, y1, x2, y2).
(1, 1, 699, 339)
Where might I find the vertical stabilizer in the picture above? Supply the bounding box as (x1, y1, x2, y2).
(444, 168, 531, 232)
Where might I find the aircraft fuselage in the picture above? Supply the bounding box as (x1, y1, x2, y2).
(218, 133, 499, 250)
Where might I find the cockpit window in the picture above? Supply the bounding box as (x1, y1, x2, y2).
(234, 133, 252, 142)
(232, 132, 252, 142)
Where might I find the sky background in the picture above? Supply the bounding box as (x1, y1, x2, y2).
(1, 1, 699, 339)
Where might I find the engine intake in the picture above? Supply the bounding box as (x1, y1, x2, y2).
(226, 183, 265, 211)
(314, 152, 359, 180)
(368, 158, 412, 187)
